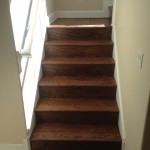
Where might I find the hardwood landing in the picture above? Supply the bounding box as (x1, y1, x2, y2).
(30, 18, 121, 150)
(50, 18, 111, 27)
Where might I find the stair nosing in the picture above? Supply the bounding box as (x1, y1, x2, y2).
(35, 98, 119, 112)
(42, 57, 115, 65)
(45, 40, 113, 46)
(39, 76, 116, 87)
(48, 26, 112, 28)
(31, 123, 121, 142)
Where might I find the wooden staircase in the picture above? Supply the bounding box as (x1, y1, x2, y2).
(30, 19, 122, 150)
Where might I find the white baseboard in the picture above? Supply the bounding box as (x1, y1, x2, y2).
(49, 12, 57, 24)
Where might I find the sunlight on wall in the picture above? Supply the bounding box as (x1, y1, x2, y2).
(10, 0, 49, 130)
(10, 0, 31, 51)
(22, 58, 37, 129)
(20, 58, 28, 86)
(21, 0, 48, 130)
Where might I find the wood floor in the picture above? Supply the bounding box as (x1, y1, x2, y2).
(51, 18, 111, 27)
(30, 18, 121, 150)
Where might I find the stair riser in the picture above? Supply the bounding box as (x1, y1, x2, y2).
(31, 141, 121, 150)
(36, 111, 119, 125)
(45, 45, 113, 57)
(47, 27, 112, 40)
(39, 86, 116, 99)
(42, 64, 114, 77)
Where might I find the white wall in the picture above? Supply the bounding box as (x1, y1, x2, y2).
(10, 0, 44, 56)
(0, 0, 27, 145)
(10, 0, 32, 52)
(113, 0, 150, 149)
(47, 0, 113, 19)
(55, 0, 103, 11)
(21, 0, 48, 132)
(46, 0, 55, 15)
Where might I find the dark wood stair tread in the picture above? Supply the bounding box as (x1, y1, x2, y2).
(36, 98, 119, 112)
(45, 40, 113, 46)
(39, 76, 116, 87)
(31, 123, 121, 142)
(47, 26, 112, 40)
(42, 57, 114, 65)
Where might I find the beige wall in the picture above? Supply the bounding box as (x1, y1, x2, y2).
(114, 0, 150, 149)
(46, 0, 55, 15)
(0, 0, 26, 144)
(55, 0, 103, 11)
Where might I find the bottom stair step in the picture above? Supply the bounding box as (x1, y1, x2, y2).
(31, 123, 121, 150)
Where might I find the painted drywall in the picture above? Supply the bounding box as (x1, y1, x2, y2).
(114, 0, 150, 149)
(0, 0, 27, 144)
(46, 0, 113, 19)
(10, 0, 34, 53)
(55, 0, 103, 11)
(10, 0, 44, 56)
(21, 0, 48, 132)
(0, 144, 25, 150)
(46, 0, 55, 15)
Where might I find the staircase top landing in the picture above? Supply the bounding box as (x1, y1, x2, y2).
(50, 18, 111, 28)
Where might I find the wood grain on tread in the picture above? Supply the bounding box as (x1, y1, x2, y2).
(39, 86, 116, 99)
(49, 26, 110, 28)
(45, 45, 113, 57)
(42, 57, 115, 77)
(36, 98, 118, 112)
(45, 40, 113, 46)
(39, 77, 116, 99)
(31, 18, 121, 150)
(35, 98, 119, 124)
(42, 57, 114, 65)
(47, 27, 112, 40)
(31, 123, 121, 142)
(50, 18, 111, 27)
(39, 76, 116, 87)
(44, 40, 113, 58)
(42, 64, 114, 77)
